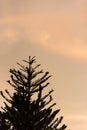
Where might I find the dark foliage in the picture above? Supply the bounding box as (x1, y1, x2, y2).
(0, 56, 67, 130)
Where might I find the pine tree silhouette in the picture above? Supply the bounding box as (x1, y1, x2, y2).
(0, 56, 67, 130)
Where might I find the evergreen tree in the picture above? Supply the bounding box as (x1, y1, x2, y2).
(0, 56, 67, 130)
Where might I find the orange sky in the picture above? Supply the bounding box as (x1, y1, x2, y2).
(0, 1, 87, 130)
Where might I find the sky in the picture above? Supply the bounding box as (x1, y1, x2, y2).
(0, 0, 87, 129)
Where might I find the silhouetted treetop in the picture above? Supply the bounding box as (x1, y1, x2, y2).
(0, 56, 67, 130)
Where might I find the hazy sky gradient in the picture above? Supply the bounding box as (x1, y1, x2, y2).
(0, 1, 87, 130)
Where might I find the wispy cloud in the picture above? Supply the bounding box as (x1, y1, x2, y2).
(0, 0, 87, 60)
(0, 2, 87, 130)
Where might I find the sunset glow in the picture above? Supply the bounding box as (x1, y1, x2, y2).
(0, 1, 87, 130)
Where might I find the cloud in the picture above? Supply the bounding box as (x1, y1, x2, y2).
(0, 28, 17, 44)
(0, 0, 87, 60)
(65, 114, 87, 130)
